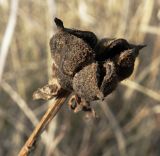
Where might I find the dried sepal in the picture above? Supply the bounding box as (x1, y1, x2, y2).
(68, 95, 83, 113)
(33, 84, 60, 100)
(33, 78, 62, 100)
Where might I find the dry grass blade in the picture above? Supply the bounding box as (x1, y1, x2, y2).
(1, 80, 38, 126)
(0, 0, 19, 82)
(122, 80, 160, 102)
(0, 80, 56, 147)
(99, 100, 126, 156)
(18, 91, 69, 156)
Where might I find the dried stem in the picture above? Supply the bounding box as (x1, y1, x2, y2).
(99, 100, 127, 156)
(18, 91, 69, 156)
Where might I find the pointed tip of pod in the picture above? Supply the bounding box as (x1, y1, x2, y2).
(54, 17, 64, 29)
(130, 44, 147, 51)
(136, 44, 147, 50)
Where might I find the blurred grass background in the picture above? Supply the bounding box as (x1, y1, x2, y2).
(0, 0, 160, 156)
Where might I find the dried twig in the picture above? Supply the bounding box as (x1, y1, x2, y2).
(99, 100, 127, 156)
(18, 91, 69, 156)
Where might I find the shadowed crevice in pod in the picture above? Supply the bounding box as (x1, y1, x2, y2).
(95, 38, 130, 61)
(55, 67, 73, 91)
(100, 60, 118, 97)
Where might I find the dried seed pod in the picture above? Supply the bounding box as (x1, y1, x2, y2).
(100, 60, 118, 97)
(34, 17, 146, 118)
(116, 45, 146, 81)
(73, 63, 103, 102)
(49, 17, 146, 106)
